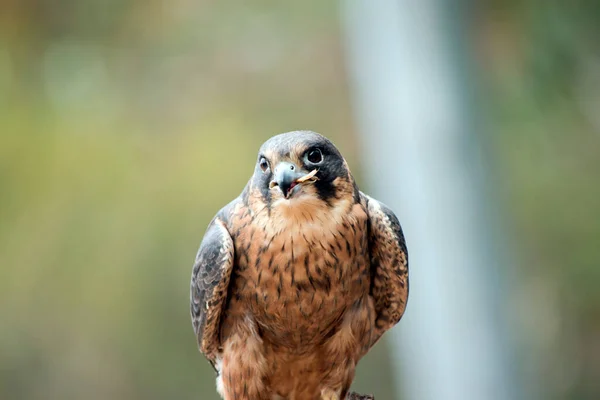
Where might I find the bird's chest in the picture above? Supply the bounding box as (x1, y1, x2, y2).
(229, 203, 370, 348)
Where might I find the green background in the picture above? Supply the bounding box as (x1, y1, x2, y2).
(1, 1, 599, 399)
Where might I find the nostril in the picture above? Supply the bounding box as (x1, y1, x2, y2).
(269, 181, 278, 189)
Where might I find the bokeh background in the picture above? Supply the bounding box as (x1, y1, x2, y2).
(1, 1, 599, 399)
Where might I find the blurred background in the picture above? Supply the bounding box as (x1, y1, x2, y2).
(1, 1, 599, 399)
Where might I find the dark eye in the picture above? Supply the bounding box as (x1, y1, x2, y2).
(305, 148, 323, 164)
(259, 157, 269, 172)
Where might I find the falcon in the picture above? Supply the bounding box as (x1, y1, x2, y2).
(190, 131, 408, 400)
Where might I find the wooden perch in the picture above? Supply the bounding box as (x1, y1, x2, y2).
(347, 392, 374, 400)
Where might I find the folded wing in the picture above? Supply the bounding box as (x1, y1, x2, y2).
(362, 192, 409, 345)
(190, 215, 235, 366)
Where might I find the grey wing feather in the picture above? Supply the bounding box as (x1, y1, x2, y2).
(190, 215, 235, 364)
(361, 192, 409, 344)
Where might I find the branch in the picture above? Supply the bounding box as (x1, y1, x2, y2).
(348, 392, 374, 400)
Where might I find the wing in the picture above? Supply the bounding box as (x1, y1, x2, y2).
(190, 213, 235, 366)
(361, 192, 409, 344)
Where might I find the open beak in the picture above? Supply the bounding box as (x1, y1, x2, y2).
(269, 162, 318, 199)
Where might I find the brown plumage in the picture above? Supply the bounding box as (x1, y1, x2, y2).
(190, 131, 408, 400)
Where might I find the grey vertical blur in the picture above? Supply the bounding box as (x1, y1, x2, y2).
(341, 1, 519, 399)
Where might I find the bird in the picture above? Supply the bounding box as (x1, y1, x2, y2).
(190, 131, 408, 400)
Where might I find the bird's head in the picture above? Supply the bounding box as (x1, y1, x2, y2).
(249, 131, 358, 212)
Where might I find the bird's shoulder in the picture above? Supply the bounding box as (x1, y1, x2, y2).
(359, 192, 407, 255)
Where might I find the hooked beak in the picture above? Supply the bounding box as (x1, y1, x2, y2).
(269, 162, 311, 199)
